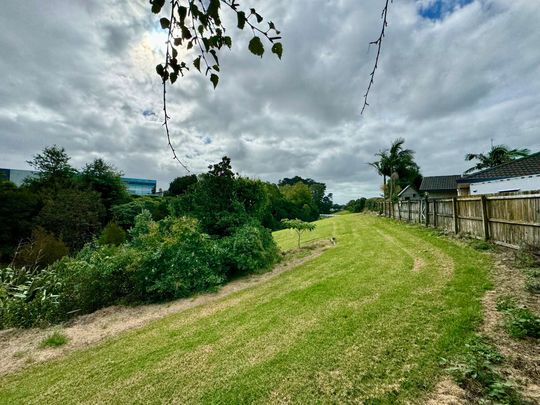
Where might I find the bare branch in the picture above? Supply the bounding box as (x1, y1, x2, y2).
(361, 0, 392, 115)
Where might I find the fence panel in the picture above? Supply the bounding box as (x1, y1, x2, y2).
(378, 194, 540, 248)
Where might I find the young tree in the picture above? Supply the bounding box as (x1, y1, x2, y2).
(281, 219, 316, 248)
(465, 145, 530, 174)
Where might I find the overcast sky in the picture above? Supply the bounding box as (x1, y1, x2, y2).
(1, 0, 539, 203)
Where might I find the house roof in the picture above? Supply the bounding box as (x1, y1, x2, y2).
(419, 175, 461, 192)
(458, 152, 540, 183)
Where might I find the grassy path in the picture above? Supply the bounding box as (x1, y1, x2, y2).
(0, 214, 490, 404)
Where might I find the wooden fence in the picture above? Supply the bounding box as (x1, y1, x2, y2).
(377, 194, 540, 248)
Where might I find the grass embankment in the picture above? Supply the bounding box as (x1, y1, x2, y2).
(0, 214, 490, 404)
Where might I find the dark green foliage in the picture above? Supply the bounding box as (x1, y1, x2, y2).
(0, 181, 42, 262)
(129, 215, 225, 301)
(167, 174, 197, 196)
(36, 188, 105, 251)
(345, 197, 367, 213)
(80, 158, 130, 215)
(111, 197, 169, 229)
(220, 223, 279, 278)
(278, 176, 333, 215)
(40, 331, 68, 348)
(25, 145, 77, 192)
(13, 227, 69, 269)
(98, 222, 126, 246)
(445, 335, 522, 403)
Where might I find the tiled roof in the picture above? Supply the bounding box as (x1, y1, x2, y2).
(458, 152, 540, 183)
(419, 175, 461, 192)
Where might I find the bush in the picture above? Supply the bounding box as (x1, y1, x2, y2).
(99, 222, 126, 246)
(13, 227, 69, 269)
(220, 223, 280, 278)
(0, 266, 64, 328)
(130, 214, 225, 301)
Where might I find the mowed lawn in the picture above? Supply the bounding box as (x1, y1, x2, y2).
(0, 214, 490, 404)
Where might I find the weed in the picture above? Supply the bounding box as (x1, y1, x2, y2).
(444, 335, 521, 403)
(504, 307, 540, 339)
(496, 297, 540, 339)
(514, 244, 539, 269)
(523, 268, 540, 294)
(40, 331, 68, 348)
(469, 239, 495, 251)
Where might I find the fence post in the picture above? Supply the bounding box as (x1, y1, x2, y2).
(452, 197, 459, 234)
(418, 199, 422, 224)
(480, 195, 490, 241)
(425, 196, 430, 227)
(408, 200, 411, 222)
(433, 200, 438, 228)
(398, 201, 402, 220)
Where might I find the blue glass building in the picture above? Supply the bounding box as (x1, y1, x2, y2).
(0, 168, 157, 196)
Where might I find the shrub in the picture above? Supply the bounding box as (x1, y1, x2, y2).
(220, 223, 280, 278)
(13, 227, 69, 269)
(130, 214, 225, 301)
(99, 222, 126, 246)
(40, 331, 68, 348)
(0, 266, 64, 328)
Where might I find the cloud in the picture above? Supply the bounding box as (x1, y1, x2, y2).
(0, 0, 539, 203)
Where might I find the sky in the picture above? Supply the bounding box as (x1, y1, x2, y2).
(0, 0, 539, 204)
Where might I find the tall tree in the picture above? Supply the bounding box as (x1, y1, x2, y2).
(465, 145, 530, 174)
(371, 138, 420, 201)
(25, 145, 77, 192)
(80, 158, 130, 213)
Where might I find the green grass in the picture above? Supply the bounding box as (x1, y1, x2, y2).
(0, 214, 490, 404)
(39, 331, 68, 349)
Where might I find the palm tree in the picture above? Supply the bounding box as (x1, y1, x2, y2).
(371, 138, 420, 215)
(465, 145, 530, 174)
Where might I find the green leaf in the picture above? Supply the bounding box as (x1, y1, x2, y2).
(155, 64, 164, 76)
(248, 36, 264, 57)
(237, 11, 246, 29)
(193, 56, 201, 72)
(160, 18, 170, 29)
(207, 0, 220, 20)
(151, 0, 165, 14)
(170, 72, 178, 84)
(182, 26, 192, 39)
(172, 48, 178, 58)
(210, 73, 219, 89)
(271, 42, 283, 59)
(178, 6, 187, 24)
(174, 37, 182, 46)
(224, 36, 232, 48)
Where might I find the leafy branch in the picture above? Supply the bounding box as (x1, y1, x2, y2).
(150, 0, 283, 167)
(361, 0, 392, 115)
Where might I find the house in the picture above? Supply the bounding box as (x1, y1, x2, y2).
(397, 185, 420, 200)
(457, 152, 540, 196)
(419, 175, 461, 199)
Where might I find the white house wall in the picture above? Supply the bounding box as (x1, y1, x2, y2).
(470, 174, 540, 195)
